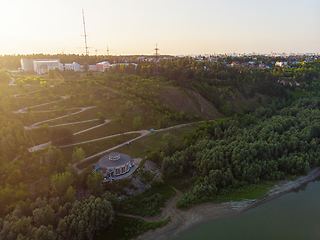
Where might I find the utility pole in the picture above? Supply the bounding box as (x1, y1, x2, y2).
(95, 49, 103, 55)
(82, 9, 89, 55)
(154, 43, 160, 77)
(107, 46, 109, 56)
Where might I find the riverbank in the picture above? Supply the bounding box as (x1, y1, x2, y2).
(135, 167, 320, 240)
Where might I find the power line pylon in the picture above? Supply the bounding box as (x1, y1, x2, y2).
(154, 43, 160, 77)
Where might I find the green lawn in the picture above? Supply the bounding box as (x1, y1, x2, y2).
(14, 97, 59, 109)
(47, 106, 103, 125)
(0, 83, 42, 97)
(115, 125, 198, 158)
(211, 180, 276, 203)
(72, 120, 136, 143)
(18, 108, 80, 126)
(27, 120, 100, 146)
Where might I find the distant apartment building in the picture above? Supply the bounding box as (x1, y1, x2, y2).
(96, 61, 111, 72)
(88, 65, 97, 71)
(64, 62, 81, 72)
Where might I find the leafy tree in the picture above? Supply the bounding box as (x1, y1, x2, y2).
(64, 186, 76, 203)
(162, 132, 176, 154)
(125, 100, 133, 110)
(83, 62, 89, 72)
(133, 116, 142, 130)
(51, 172, 74, 198)
(48, 69, 55, 79)
(86, 173, 104, 196)
(0, 70, 11, 83)
(97, 112, 106, 124)
(72, 147, 86, 164)
(221, 101, 232, 116)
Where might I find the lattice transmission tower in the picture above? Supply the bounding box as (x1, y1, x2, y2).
(154, 43, 160, 77)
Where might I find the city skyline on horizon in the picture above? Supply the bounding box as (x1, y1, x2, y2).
(1, 0, 319, 56)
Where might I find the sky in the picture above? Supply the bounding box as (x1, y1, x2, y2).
(0, 0, 319, 56)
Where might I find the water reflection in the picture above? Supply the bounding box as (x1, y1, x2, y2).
(172, 178, 320, 240)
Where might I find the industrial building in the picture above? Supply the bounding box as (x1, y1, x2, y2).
(20, 58, 64, 74)
(20, 59, 81, 74)
(33, 59, 63, 74)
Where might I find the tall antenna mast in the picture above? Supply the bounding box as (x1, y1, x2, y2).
(154, 43, 160, 77)
(155, 43, 159, 58)
(82, 9, 89, 55)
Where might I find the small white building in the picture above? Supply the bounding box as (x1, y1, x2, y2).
(64, 62, 81, 72)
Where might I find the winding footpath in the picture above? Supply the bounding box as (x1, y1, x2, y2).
(28, 119, 111, 152)
(10, 81, 200, 176)
(73, 122, 198, 173)
(23, 106, 97, 130)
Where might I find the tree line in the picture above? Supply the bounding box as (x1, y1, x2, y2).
(162, 98, 320, 207)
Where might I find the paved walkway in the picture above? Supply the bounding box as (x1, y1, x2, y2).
(13, 96, 69, 114)
(28, 119, 111, 152)
(73, 130, 151, 171)
(60, 126, 143, 149)
(46, 119, 99, 128)
(153, 122, 197, 133)
(24, 106, 97, 130)
(9, 77, 16, 86)
(73, 119, 110, 136)
(13, 89, 43, 98)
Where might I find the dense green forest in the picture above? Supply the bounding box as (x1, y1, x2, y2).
(0, 57, 319, 239)
(162, 98, 320, 207)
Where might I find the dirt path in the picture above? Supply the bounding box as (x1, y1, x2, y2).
(130, 167, 320, 240)
(118, 187, 183, 222)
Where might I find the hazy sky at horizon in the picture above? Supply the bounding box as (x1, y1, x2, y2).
(0, 0, 319, 56)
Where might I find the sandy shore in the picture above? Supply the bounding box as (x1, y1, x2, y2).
(133, 167, 320, 240)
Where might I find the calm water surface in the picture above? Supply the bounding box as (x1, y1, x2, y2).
(172, 178, 320, 240)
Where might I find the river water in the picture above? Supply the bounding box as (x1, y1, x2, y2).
(172, 178, 320, 240)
